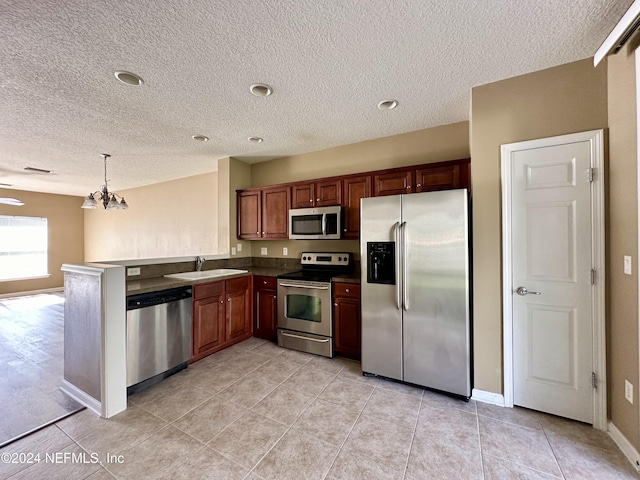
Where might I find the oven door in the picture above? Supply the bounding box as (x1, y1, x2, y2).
(277, 280, 332, 337)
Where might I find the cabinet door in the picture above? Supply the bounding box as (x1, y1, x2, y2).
(254, 288, 277, 341)
(415, 164, 461, 192)
(226, 288, 250, 341)
(237, 190, 261, 239)
(342, 175, 371, 239)
(333, 297, 361, 359)
(291, 183, 314, 209)
(373, 170, 413, 196)
(262, 186, 290, 239)
(315, 179, 342, 206)
(193, 294, 225, 356)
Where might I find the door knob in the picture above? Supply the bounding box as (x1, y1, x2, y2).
(516, 286, 541, 296)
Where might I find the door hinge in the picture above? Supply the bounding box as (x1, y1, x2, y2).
(592, 372, 598, 389)
(590, 269, 596, 285)
(587, 168, 594, 182)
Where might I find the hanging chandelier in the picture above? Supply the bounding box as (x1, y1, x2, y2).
(81, 154, 128, 210)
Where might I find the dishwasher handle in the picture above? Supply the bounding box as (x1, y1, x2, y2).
(127, 286, 192, 310)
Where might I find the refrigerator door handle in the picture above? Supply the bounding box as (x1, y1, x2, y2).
(401, 221, 409, 311)
(394, 221, 401, 310)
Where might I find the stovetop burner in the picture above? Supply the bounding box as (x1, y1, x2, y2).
(278, 252, 353, 283)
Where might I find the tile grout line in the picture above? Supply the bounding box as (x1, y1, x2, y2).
(401, 387, 424, 480)
(475, 400, 487, 480)
(320, 375, 378, 480)
(540, 423, 568, 479)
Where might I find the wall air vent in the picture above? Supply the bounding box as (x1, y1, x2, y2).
(24, 166, 52, 174)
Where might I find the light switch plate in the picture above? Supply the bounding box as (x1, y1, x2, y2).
(237, 243, 242, 252)
(626, 379, 634, 404)
(283, 247, 288, 256)
(624, 255, 632, 275)
(261, 247, 268, 256)
(127, 267, 141, 276)
(231, 247, 236, 255)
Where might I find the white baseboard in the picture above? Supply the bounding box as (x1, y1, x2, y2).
(471, 388, 505, 406)
(61, 380, 102, 417)
(608, 421, 640, 472)
(0, 287, 63, 299)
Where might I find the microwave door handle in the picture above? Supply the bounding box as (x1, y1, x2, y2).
(322, 213, 327, 235)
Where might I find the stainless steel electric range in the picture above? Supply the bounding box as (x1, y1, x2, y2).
(277, 252, 352, 358)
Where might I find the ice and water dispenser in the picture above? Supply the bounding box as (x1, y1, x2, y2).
(366, 242, 396, 285)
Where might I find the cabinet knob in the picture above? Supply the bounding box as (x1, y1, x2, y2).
(262, 232, 265, 235)
(406, 186, 411, 190)
(220, 300, 223, 304)
(316, 198, 320, 202)
(416, 184, 422, 187)
(309, 199, 313, 203)
(228, 298, 231, 302)
(334, 303, 338, 306)
(256, 231, 260, 235)
(273, 295, 276, 299)
(343, 228, 347, 232)
(345, 288, 350, 293)
(263, 281, 267, 284)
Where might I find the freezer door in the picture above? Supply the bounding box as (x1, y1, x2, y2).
(360, 195, 403, 380)
(402, 190, 471, 396)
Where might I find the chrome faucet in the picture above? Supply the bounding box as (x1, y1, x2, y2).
(195, 256, 205, 271)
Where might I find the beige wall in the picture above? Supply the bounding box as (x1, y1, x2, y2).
(607, 41, 639, 448)
(0, 188, 84, 295)
(219, 157, 252, 258)
(470, 58, 609, 393)
(85, 172, 219, 262)
(248, 121, 470, 259)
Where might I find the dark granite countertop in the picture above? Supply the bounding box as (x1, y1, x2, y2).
(125, 264, 360, 295)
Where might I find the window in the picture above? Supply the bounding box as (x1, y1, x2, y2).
(0, 216, 48, 281)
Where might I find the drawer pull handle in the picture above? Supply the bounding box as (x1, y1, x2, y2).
(280, 331, 329, 343)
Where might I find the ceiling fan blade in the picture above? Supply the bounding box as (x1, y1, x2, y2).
(0, 198, 25, 206)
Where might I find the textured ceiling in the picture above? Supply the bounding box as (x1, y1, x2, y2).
(0, 0, 633, 196)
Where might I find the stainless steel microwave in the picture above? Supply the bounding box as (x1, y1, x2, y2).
(288, 206, 342, 240)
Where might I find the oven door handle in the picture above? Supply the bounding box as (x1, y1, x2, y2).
(280, 331, 330, 343)
(278, 282, 330, 290)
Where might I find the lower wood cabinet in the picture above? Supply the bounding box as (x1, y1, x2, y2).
(333, 282, 361, 359)
(192, 275, 251, 361)
(253, 276, 277, 341)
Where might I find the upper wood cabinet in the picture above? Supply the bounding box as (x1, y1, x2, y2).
(342, 175, 371, 240)
(237, 159, 469, 241)
(237, 186, 290, 240)
(415, 161, 468, 193)
(373, 170, 413, 196)
(291, 179, 342, 208)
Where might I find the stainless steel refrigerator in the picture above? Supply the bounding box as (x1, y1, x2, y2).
(360, 189, 471, 398)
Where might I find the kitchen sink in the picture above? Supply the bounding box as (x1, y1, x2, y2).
(163, 269, 248, 281)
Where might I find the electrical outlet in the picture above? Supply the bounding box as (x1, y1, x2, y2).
(261, 247, 268, 256)
(626, 379, 634, 404)
(624, 255, 632, 275)
(231, 247, 236, 255)
(127, 267, 140, 276)
(283, 247, 288, 256)
(237, 243, 242, 252)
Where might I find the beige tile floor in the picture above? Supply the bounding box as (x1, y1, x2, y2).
(1, 337, 637, 479)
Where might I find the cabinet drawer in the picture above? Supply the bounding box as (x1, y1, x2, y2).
(254, 275, 277, 290)
(193, 281, 224, 300)
(225, 275, 250, 292)
(333, 282, 360, 298)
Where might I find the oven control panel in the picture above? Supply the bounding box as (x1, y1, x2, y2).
(300, 252, 351, 266)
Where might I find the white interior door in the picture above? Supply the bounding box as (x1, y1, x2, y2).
(509, 139, 594, 423)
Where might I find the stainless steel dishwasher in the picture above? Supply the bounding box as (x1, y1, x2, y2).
(126, 286, 192, 394)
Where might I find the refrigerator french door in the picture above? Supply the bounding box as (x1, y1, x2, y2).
(360, 189, 471, 398)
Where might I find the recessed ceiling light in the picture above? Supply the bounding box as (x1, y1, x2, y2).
(191, 135, 209, 142)
(249, 84, 273, 97)
(377, 100, 399, 110)
(248, 137, 263, 143)
(114, 71, 144, 86)
(24, 166, 52, 174)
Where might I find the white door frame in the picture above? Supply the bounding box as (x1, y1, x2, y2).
(501, 129, 606, 431)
